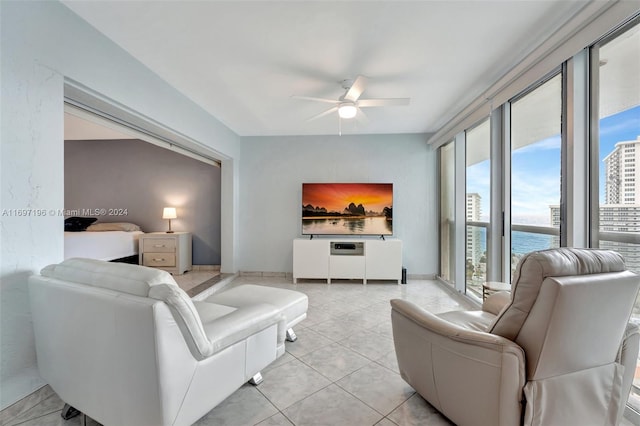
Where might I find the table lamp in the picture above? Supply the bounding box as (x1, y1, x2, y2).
(162, 207, 177, 233)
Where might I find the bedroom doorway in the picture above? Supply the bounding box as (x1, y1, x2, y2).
(63, 103, 223, 289)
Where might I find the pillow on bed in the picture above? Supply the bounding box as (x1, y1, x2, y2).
(86, 222, 142, 232)
(64, 217, 97, 232)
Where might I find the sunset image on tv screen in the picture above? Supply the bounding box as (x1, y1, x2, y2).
(302, 183, 393, 235)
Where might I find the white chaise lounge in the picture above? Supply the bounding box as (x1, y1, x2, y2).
(28, 258, 306, 426)
(204, 284, 308, 343)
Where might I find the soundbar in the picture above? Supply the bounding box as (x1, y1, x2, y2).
(330, 242, 364, 256)
(334, 243, 357, 250)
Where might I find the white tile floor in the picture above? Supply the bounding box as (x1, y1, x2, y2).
(193, 275, 469, 426)
(173, 270, 220, 293)
(4, 275, 636, 426)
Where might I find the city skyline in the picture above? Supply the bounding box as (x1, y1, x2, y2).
(466, 104, 640, 226)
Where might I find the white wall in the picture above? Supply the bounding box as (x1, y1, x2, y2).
(0, 1, 240, 408)
(0, 1, 437, 410)
(238, 134, 437, 275)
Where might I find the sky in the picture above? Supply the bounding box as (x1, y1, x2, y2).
(302, 183, 393, 213)
(466, 104, 640, 226)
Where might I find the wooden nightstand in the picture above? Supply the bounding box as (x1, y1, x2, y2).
(139, 232, 192, 275)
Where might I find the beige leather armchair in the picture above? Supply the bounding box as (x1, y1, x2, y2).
(391, 248, 640, 426)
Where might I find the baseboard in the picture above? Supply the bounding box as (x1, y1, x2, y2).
(239, 271, 292, 279)
(407, 273, 437, 280)
(434, 275, 482, 309)
(191, 264, 221, 271)
(238, 271, 436, 281)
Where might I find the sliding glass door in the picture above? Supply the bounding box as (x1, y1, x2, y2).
(509, 73, 563, 279)
(465, 119, 490, 297)
(591, 20, 640, 416)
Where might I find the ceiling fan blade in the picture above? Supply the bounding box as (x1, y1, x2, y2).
(356, 108, 369, 124)
(291, 95, 339, 104)
(306, 106, 338, 122)
(344, 75, 367, 102)
(357, 98, 410, 107)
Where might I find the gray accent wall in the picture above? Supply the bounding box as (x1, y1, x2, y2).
(238, 133, 438, 276)
(65, 139, 221, 265)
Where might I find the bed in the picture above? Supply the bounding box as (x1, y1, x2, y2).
(64, 231, 143, 262)
(63, 220, 144, 262)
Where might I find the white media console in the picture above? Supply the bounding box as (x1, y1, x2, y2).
(293, 238, 402, 284)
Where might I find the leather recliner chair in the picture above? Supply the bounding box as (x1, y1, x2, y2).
(391, 248, 640, 426)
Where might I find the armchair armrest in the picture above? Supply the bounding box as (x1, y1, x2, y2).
(391, 299, 521, 351)
(202, 303, 284, 355)
(482, 291, 511, 316)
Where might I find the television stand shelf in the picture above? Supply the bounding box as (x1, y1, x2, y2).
(293, 238, 402, 284)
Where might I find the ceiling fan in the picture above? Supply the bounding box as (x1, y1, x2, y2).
(292, 75, 410, 122)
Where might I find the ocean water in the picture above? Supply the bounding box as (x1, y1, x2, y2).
(474, 228, 556, 255)
(511, 231, 556, 254)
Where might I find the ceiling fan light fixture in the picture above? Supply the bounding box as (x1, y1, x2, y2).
(338, 103, 357, 119)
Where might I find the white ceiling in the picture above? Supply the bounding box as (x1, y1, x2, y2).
(62, 0, 594, 137)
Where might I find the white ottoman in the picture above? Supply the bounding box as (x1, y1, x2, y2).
(204, 285, 308, 342)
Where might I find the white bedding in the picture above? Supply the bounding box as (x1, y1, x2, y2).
(64, 231, 143, 261)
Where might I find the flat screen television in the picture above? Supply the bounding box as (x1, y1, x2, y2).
(302, 183, 393, 236)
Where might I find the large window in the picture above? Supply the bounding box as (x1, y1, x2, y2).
(591, 20, 640, 416)
(436, 13, 640, 421)
(509, 74, 563, 279)
(465, 119, 490, 297)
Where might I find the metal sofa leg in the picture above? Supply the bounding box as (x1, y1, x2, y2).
(249, 372, 263, 385)
(61, 404, 80, 420)
(286, 328, 297, 342)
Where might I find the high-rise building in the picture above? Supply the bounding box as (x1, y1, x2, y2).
(602, 136, 640, 271)
(466, 193, 481, 222)
(549, 137, 640, 271)
(466, 193, 483, 273)
(549, 204, 639, 271)
(603, 136, 639, 205)
(550, 205, 560, 228)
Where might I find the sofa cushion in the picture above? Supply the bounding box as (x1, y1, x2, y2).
(192, 301, 237, 322)
(41, 257, 178, 297)
(204, 284, 308, 328)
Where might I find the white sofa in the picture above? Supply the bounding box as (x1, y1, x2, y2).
(28, 258, 287, 426)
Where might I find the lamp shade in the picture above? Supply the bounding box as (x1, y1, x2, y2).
(162, 207, 177, 219)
